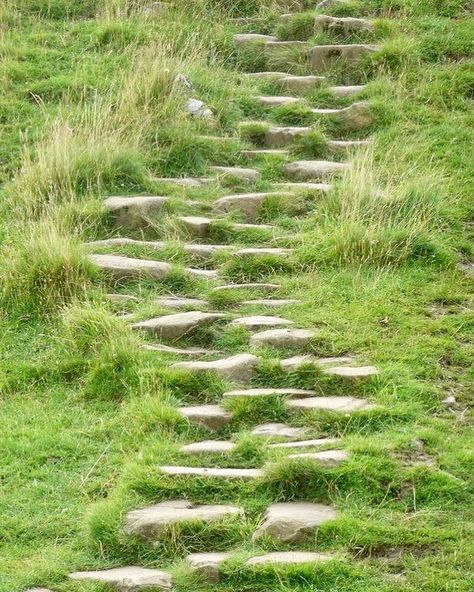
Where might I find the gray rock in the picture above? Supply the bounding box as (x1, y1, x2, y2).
(234, 33, 277, 47)
(278, 75, 325, 93)
(287, 395, 375, 412)
(210, 166, 261, 183)
(234, 247, 293, 258)
(241, 149, 289, 158)
(158, 466, 263, 479)
(212, 283, 280, 293)
(180, 440, 236, 454)
(332, 101, 374, 131)
(178, 216, 213, 237)
(253, 95, 303, 108)
(283, 160, 351, 180)
(251, 423, 308, 439)
(329, 84, 365, 97)
(241, 299, 301, 307)
(185, 98, 213, 119)
(87, 237, 165, 250)
(178, 405, 233, 431)
(90, 254, 171, 281)
(214, 192, 286, 221)
(328, 139, 371, 152)
(131, 311, 226, 340)
(104, 196, 167, 230)
(246, 551, 335, 565)
(231, 315, 294, 330)
(250, 328, 315, 348)
(186, 552, 230, 583)
(155, 176, 216, 187)
(245, 71, 288, 79)
(69, 566, 172, 591)
(265, 126, 313, 148)
(223, 388, 315, 399)
(154, 296, 208, 309)
(288, 449, 349, 467)
(316, 0, 346, 7)
(314, 15, 373, 35)
(172, 353, 260, 383)
(323, 365, 379, 378)
(274, 181, 332, 192)
(141, 344, 219, 356)
(175, 73, 193, 91)
(309, 44, 379, 72)
(280, 354, 354, 371)
(269, 437, 341, 449)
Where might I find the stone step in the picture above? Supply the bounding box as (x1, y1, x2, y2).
(253, 95, 303, 108)
(104, 196, 167, 230)
(141, 343, 220, 356)
(178, 404, 233, 431)
(283, 160, 350, 181)
(124, 500, 243, 540)
(287, 395, 375, 413)
(153, 176, 216, 187)
(69, 567, 172, 591)
(309, 44, 379, 72)
(329, 84, 366, 97)
(274, 181, 332, 192)
(241, 298, 301, 307)
(245, 71, 288, 79)
(251, 422, 308, 439)
(214, 191, 291, 221)
(210, 165, 261, 183)
(250, 328, 316, 348)
(280, 354, 354, 372)
(234, 247, 293, 258)
(265, 125, 312, 147)
(316, 0, 346, 8)
(234, 33, 277, 47)
(253, 501, 337, 541)
(265, 41, 309, 51)
(171, 353, 260, 383)
(278, 75, 326, 93)
(180, 440, 236, 454)
(154, 296, 209, 309)
(269, 437, 341, 449)
(314, 15, 374, 35)
(328, 139, 372, 152)
(230, 315, 294, 330)
(132, 311, 227, 340)
(223, 387, 316, 398)
(186, 552, 230, 583)
(107, 293, 139, 303)
(212, 283, 280, 293)
(324, 365, 380, 378)
(288, 449, 349, 467)
(158, 466, 263, 479)
(241, 148, 289, 158)
(178, 216, 275, 237)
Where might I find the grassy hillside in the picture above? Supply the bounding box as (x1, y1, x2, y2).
(0, 1, 473, 591)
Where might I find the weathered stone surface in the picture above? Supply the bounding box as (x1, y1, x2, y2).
(241, 149, 289, 158)
(210, 166, 261, 183)
(251, 423, 308, 439)
(107, 293, 140, 303)
(155, 176, 216, 187)
(330, 84, 365, 97)
(179, 405, 233, 431)
(250, 328, 315, 349)
(323, 365, 379, 378)
(234, 33, 277, 47)
(274, 181, 332, 192)
(214, 192, 286, 221)
(69, 566, 172, 591)
(180, 440, 236, 454)
(159, 466, 263, 479)
(186, 552, 230, 583)
(154, 296, 208, 309)
(328, 139, 371, 152)
(254, 95, 302, 108)
(235, 247, 293, 258)
(314, 15, 373, 35)
(280, 354, 354, 371)
(212, 283, 280, 293)
(269, 437, 341, 449)
(332, 101, 373, 131)
(265, 126, 312, 148)
(141, 343, 218, 356)
(253, 502, 337, 542)
(178, 216, 213, 237)
(172, 353, 260, 383)
(132, 311, 226, 340)
(223, 387, 315, 399)
(231, 315, 294, 330)
(104, 196, 167, 230)
(124, 501, 243, 540)
(265, 41, 309, 51)
(287, 396, 375, 412)
(242, 299, 301, 307)
(87, 237, 165, 250)
(283, 160, 350, 181)
(185, 98, 213, 119)
(278, 75, 325, 93)
(288, 449, 349, 467)
(246, 551, 335, 566)
(90, 254, 172, 281)
(309, 44, 379, 72)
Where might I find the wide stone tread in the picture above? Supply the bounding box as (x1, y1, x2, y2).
(278, 75, 325, 93)
(280, 354, 354, 371)
(324, 365, 379, 378)
(141, 343, 219, 356)
(231, 315, 294, 330)
(314, 15, 374, 34)
(251, 328, 315, 348)
(87, 237, 165, 250)
(234, 33, 277, 47)
(131, 311, 226, 340)
(330, 84, 366, 97)
(246, 551, 335, 566)
(210, 166, 261, 183)
(251, 423, 308, 439)
(155, 176, 216, 187)
(254, 95, 303, 107)
(241, 149, 289, 158)
(235, 247, 293, 258)
(283, 160, 350, 180)
(212, 283, 280, 293)
(124, 500, 243, 540)
(288, 449, 349, 467)
(274, 181, 332, 192)
(180, 440, 236, 454)
(328, 139, 371, 151)
(172, 354, 259, 383)
(104, 195, 167, 230)
(245, 71, 288, 79)
(287, 396, 375, 412)
(178, 404, 233, 431)
(223, 387, 315, 399)
(186, 552, 230, 583)
(309, 44, 379, 71)
(253, 501, 337, 542)
(69, 566, 172, 591)
(178, 216, 275, 237)
(269, 437, 341, 449)
(90, 254, 171, 281)
(154, 296, 208, 309)
(159, 466, 263, 479)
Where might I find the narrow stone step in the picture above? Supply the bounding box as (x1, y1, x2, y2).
(283, 160, 350, 181)
(171, 353, 260, 383)
(288, 449, 349, 467)
(246, 551, 335, 566)
(316, 0, 346, 8)
(242, 298, 301, 307)
(245, 71, 288, 79)
(87, 237, 165, 250)
(274, 181, 332, 192)
(269, 437, 341, 449)
(153, 176, 216, 187)
(324, 365, 379, 378)
(231, 315, 294, 330)
(234, 33, 277, 47)
(278, 75, 325, 93)
(253, 502, 337, 542)
(131, 311, 226, 340)
(223, 387, 315, 398)
(178, 404, 233, 431)
(212, 283, 280, 293)
(280, 354, 354, 372)
(154, 296, 208, 309)
(180, 440, 236, 454)
(210, 165, 261, 183)
(265, 125, 312, 147)
(241, 148, 289, 158)
(214, 192, 291, 221)
(235, 247, 293, 258)
(287, 395, 375, 412)
(314, 15, 374, 35)
(107, 293, 139, 303)
(251, 422, 308, 439)
(314, 101, 373, 130)
(186, 552, 230, 583)
(250, 328, 316, 348)
(253, 95, 303, 108)
(178, 216, 275, 237)
(104, 196, 167, 230)
(265, 41, 309, 51)
(141, 344, 219, 356)
(309, 44, 379, 72)
(329, 84, 365, 97)
(328, 139, 371, 152)
(158, 466, 263, 479)
(69, 567, 172, 591)
(124, 500, 243, 540)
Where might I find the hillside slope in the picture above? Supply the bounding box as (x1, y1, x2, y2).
(0, 1, 473, 591)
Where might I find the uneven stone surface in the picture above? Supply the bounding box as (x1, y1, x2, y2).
(223, 387, 316, 398)
(246, 551, 335, 566)
(278, 75, 325, 93)
(90, 254, 172, 281)
(265, 125, 313, 148)
(185, 98, 213, 119)
(186, 552, 230, 583)
(254, 95, 303, 108)
(250, 328, 315, 348)
(231, 315, 294, 330)
(269, 437, 341, 449)
(178, 216, 214, 237)
(234, 33, 277, 47)
(288, 449, 349, 467)
(131, 311, 226, 340)
(309, 44, 379, 72)
(141, 344, 219, 356)
(104, 196, 167, 230)
(245, 71, 288, 79)
(253, 502, 337, 542)
(154, 296, 208, 309)
(124, 501, 243, 540)
(178, 405, 233, 431)
(214, 192, 288, 221)
(280, 354, 354, 371)
(180, 440, 236, 454)
(251, 423, 308, 439)
(333, 101, 374, 131)
(212, 283, 280, 293)
(283, 160, 351, 180)
(172, 353, 260, 383)
(314, 15, 374, 35)
(323, 365, 380, 378)
(330, 84, 365, 97)
(210, 165, 261, 183)
(287, 396, 375, 412)
(69, 566, 172, 591)
(159, 466, 263, 479)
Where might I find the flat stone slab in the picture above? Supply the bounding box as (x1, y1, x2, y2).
(280, 354, 354, 371)
(214, 192, 288, 221)
(124, 501, 243, 540)
(223, 388, 315, 399)
(330, 84, 365, 97)
(69, 566, 172, 591)
(274, 181, 332, 192)
(141, 344, 219, 357)
(212, 283, 280, 293)
(253, 502, 337, 542)
(242, 299, 301, 307)
(159, 466, 263, 479)
(324, 365, 379, 378)
(287, 396, 375, 412)
(180, 440, 236, 454)
(107, 293, 140, 303)
(251, 328, 315, 348)
(328, 139, 371, 151)
(172, 353, 259, 383)
(186, 552, 230, 583)
(154, 296, 208, 309)
(87, 237, 165, 250)
(154, 176, 216, 187)
(178, 216, 214, 237)
(251, 423, 308, 439)
(254, 95, 302, 108)
(288, 449, 349, 467)
(269, 437, 341, 449)
(324, 101, 373, 131)
(314, 15, 373, 34)
(246, 71, 288, 79)
(266, 126, 312, 148)
(241, 149, 289, 158)
(132, 311, 226, 340)
(234, 33, 277, 47)
(210, 166, 261, 183)
(231, 315, 294, 330)
(283, 160, 351, 181)
(179, 405, 233, 431)
(104, 195, 167, 229)
(90, 254, 172, 281)
(234, 247, 293, 258)
(246, 551, 335, 566)
(309, 44, 379, 72)
(278, 75, 326, 93)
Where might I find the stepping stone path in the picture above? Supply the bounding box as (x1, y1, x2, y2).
(66, 3, 385, 590)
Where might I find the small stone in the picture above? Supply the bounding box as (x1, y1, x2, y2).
(265, 125, 312, 148)
(253, 502, 337, 542)
(159, 466, 263, 479)
(104, 196, 167, 230)
(212, 283, 280, 293)
(287, 396, 375, 413)
(178, 405, 233, 431)
(252, 423, 308, 439)
(131, 311, 226, 340)
(223, 388, 315, 399)
(278, 75, 325, 93)
(323, 365, 379, 378)
(314, 15, 373, 35)
(172, 353, 260, 383)
(331, 101, 374, 131)
(246, 551, 335, 565)
(283, 160, 351, 181)
(234, 33, 277, 47)
(210, 166, 261, 183)
(251, 328, 315, 349)
(180, 440, 236, 454)
(287, 449, 349, 467)
(69, 566, 172, 591)
(186, 552, 230, 583)
(443, 395, 456, 406)
(231, 315, 294, 330)
(254, 95, 302, 108)
(308, 44, 379, 72)
(185, 98, 213, 119)
(178, 216, 213, 237)
(154, 296, 208, 309)
(269, 437, 341, 449)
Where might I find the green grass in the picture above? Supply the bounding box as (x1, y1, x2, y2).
(0, 0, 473, 591)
